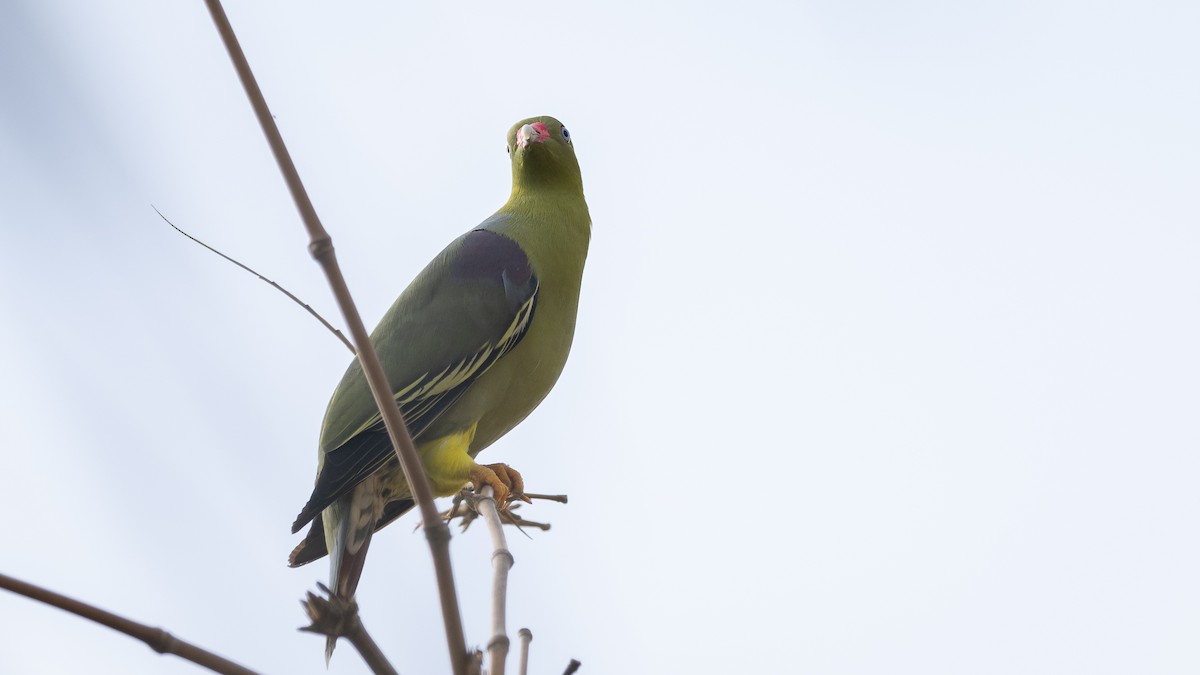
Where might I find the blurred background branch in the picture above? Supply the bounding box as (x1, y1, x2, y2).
(0, 572, 260, 675)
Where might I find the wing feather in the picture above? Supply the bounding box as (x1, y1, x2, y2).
(291, 227, 538, 533)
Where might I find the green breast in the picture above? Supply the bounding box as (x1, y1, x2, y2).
(425, 198, 590, 454)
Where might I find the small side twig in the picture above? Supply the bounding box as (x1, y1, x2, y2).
(563, 658, 582, 675)
(300, 583, 398, 675)
(478, 486, 514, 675)
(523, 493, 569, 504)
(435, 489, 564, 533)
(0, 572, 260, 675)
(154, 206, 355, 355)
(517, 628, 532, 675)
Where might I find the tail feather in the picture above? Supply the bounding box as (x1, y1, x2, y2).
(290, 497, 416, 568)
(324, 475, 384, 663)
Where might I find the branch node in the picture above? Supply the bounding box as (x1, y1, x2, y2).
(492, 549, 515, 568)
(146, 627, 177, 654)
(423, 520, 453, 544)
(298, 582, 360, 640)
(307, 235, 334, 261)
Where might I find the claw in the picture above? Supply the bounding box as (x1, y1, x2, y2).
(490, 463, 532, 503)
(468, 462, 530, 506)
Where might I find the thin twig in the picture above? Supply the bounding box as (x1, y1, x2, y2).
(154, 206, 355, 355)
(477, 486, 514, 675)
(0, 572, 260, 675)
(563, 659, 582, 675)
(517, 629, 532, 675)
(201, 3, 470, 674)
(524, 493, 569, 504)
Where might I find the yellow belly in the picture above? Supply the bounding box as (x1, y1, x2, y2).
(414, 423, 479, 496)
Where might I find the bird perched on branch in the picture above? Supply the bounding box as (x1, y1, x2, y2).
(287, 116, 590, 658)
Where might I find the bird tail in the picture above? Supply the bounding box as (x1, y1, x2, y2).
(323, 475, 383, 664)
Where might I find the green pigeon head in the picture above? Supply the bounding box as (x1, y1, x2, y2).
(506, 115, 582, 194)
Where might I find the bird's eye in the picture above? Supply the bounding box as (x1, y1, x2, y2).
(561, 126, 571, 143)
(506, 144, 511, 154)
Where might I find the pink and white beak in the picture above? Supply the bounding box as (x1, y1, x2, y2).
(515, 122, 551, 149)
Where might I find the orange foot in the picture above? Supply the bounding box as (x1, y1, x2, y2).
(468, 463, 531, 506)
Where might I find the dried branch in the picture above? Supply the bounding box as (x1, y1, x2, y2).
(155, 206, 355, 354)
(201, 2, 470, 674)
(300, 583, 398, 675)
(436, 490, 563, 533)
(563, 659, 582, 675)
(516, 628, 532, 675)
(0, 572, 260, 675)
(477, 486, 514, 675)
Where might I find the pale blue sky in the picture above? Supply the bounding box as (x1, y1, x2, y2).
(2, 1, 1198, 674)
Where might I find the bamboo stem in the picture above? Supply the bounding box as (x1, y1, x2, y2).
(200, 2, 469, 673)
(516, 628, 532, 675)
(477, 486, 514, 675)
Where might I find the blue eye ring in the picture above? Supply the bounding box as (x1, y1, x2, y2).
(561, 126, 571, 142)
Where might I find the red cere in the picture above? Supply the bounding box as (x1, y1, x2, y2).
(531, 122, 550, 136)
